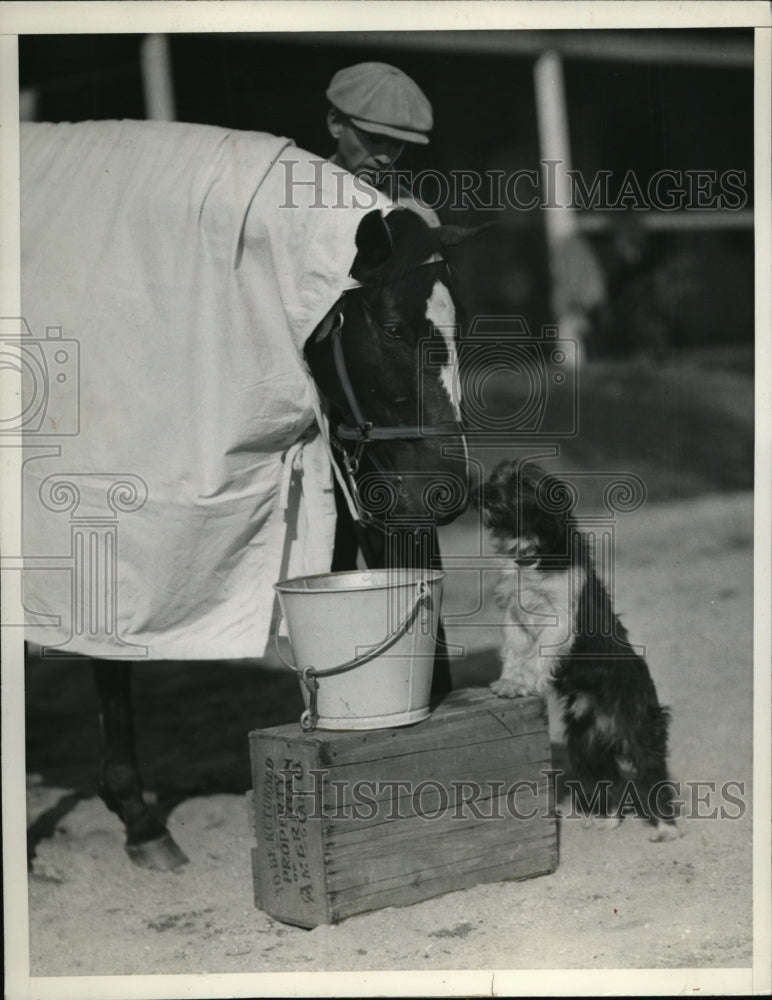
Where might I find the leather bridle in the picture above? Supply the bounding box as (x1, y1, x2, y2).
(324, 266, 467, 527)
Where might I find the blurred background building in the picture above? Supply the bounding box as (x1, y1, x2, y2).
(18, 29, 754, 362)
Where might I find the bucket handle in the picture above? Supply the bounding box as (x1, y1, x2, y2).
(275, 579, 432, 731)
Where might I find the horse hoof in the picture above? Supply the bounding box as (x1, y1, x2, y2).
(126, 833, 189, 871)
(649, 820, 682, 843)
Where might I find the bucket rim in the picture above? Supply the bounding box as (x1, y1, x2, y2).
(273, 567, 445, 595)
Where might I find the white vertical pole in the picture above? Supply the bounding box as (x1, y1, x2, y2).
(533, 49, 577, 248)
(18, 87, 38, 122)
(534, 48, 591, 364)
(140, 33, 176, 121)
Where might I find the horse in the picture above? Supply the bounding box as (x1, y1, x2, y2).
(89, 207, 477, 870)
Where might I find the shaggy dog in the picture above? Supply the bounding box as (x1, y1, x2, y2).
(483, 460, 680, 841)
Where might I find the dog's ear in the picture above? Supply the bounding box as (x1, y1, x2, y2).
(528, 469, 578, 558)
(481, 460, 520, 532)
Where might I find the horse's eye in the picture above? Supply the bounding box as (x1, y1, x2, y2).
(383, 323, 403, 340)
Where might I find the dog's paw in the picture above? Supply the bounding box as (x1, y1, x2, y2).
(593, 815, 624, 832)
(490, 677, 533, 699)
(649, 820, 682, 842)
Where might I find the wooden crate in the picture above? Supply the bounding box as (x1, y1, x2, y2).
(248, 687, 557, 927)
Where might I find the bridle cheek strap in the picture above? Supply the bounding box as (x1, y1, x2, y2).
(330, 314, 461, 447)
(326, 303, 464, 530)
(308, 253, 463, 527)
(331, 313, 371, 439)
(306, 372, 364, 524)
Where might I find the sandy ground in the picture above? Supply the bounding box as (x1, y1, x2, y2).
(21, 489, 755, 986)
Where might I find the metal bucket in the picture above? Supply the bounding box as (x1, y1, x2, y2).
(273, 568, 444, 731)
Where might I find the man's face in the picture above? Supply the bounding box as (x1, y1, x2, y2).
(328, 110, 404, 176)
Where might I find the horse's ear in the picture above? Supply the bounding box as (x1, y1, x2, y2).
(438, 220, 496, 248)
(351, 210, 393, 281)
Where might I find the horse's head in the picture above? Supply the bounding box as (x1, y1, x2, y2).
(306, 208, 485, 528)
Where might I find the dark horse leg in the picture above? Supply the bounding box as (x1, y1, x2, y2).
(92, 659, 188, 870)
(331, 477, 452, 697)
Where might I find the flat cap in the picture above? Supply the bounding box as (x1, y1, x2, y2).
(326, 62, 433, 145)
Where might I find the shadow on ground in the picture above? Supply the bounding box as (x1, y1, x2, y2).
(25, 651, 305, 857)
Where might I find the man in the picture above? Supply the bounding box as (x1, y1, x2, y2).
(324, 61, 442, 573)
(323, 63, 452, 695)
(326, 62, 440, 227)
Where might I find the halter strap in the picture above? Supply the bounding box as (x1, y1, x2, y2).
(330, 316, 461, 446)
(329, 248, 455, 446)
(309, 249, 465, 528)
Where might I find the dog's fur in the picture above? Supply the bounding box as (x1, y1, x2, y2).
(483, 460, 680, 841)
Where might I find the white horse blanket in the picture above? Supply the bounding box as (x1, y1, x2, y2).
(20, 119, 387, 660)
